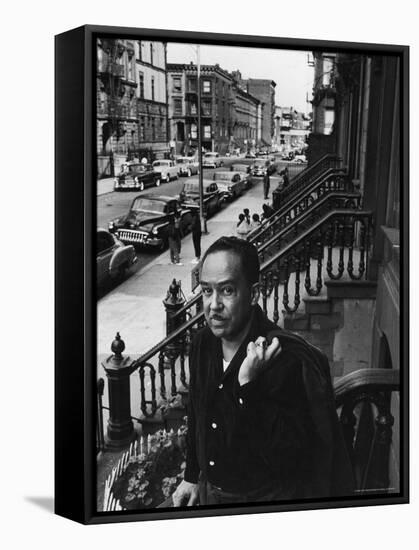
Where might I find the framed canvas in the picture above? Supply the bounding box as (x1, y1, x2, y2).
(55, 24, 409, 525)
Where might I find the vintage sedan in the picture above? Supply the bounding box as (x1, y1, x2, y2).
(108, 194, 192, 250)
(203, 152, 223, 168)
(152, 159, 179, 182)
(212, 171, 247, 200)
(251, 158, 271, 177)
(96, 228, 137, 286)
(176, 156, 199, 177)
(230, 163, 253, 188)
(179, 178, 222, 218)
(114, 162, 160, 191)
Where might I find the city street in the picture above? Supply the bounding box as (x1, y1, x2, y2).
(96, 155, 280, 296)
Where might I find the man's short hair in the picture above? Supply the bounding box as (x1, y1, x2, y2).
(200, 236, 260, 287)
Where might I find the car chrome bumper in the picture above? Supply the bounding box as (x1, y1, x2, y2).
(116, 230, 162, 247)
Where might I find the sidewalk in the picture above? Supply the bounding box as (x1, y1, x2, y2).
(97, 176, 280, 358)
(97, 177, 115, 196)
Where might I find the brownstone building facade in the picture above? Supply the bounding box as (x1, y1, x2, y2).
(167, 63, 234, 155)
(96, 39, 169, 177)
(309, 50, 402, 489)
(237, 77, 276, 147)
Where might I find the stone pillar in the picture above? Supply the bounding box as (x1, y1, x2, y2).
(102, 332, 134, 448)
(163, 279, 186, 336)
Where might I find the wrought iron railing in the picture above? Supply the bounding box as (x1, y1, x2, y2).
(257, 193, 361, 263)
(334, 368, 400, 492)
(259, 209, 372, 315)
(273, 153, 343, 210)
(248, 168, 352, 247)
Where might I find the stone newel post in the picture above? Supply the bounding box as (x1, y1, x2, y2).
(163, 279, 186, 336)
(102, 332, 134, 448)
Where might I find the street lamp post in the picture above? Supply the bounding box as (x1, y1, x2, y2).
(196, 46, 208, 234)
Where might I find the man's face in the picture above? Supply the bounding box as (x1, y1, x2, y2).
(200, 250, 258, 342)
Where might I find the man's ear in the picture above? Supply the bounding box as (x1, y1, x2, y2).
(250, 283, 260, 306)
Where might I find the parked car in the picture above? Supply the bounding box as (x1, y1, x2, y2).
(152, 159, 179, 183)
(176, 156, 199, 177)
(96, 228, 137, 286)
(281, 152, 295, 161)
(203, 152, 223, 168)
(230, 162, 251, 174)
(292, 154, 307, 164)
(251, 158, 271, 177)
(179, 178, 222, 218)
(230, 163, 253, 188)
(212, 171, 247, 200)
(114, 162, 160, 191)
(108, 194, 192, 250)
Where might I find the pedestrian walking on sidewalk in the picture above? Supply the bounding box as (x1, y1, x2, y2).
(168, 216, 182, 265)
(263, 172, 270, 200)
(174, 210, 183, 257)
(191, 209, 202, 264)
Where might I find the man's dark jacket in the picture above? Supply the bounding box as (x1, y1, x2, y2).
(184, 305, 354, 500)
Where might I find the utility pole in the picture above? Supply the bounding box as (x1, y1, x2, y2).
(196, 45, 208, 234)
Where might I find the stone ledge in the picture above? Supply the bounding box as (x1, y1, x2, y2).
(283, 312, 310, 331)
(303, 296, 332, 315)
(325, 280, 377, 299)
(310, 312, 342, 331)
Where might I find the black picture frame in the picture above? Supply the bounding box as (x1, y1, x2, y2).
(55, 24, 409, 525)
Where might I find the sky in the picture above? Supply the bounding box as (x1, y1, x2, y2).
(167, 43, 315, 114)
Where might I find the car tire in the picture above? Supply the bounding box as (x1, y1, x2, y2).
(139, 181, 145, 191)
(186, 169, 191, 177)
(159, 238, 168, 252)
(155, 178, 161, 187)
(165, 174, 170, 183)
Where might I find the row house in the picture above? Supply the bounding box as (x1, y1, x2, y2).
(229, 78, 262, 153)
(96, 39, 169, 176)
(167, 63, 235, 156)
(308, 50, 401, 490)
(233, 75, 276, 147)
(307, 52, 337, 162)
(273, 106, 311, 152)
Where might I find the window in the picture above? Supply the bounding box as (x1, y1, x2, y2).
(188, 78, 197, 92)
(202, 101, 211, 116)
(190, 124, 197, 139)
(172, 77, 182, 93)
(138, 41, 142, 61)
(139, 118, 145, 140)
(151, 77, 155, 101)
(323, 57, 334, 87)
(127, 56, 134, 81)
(203, 80, 211, 93)
(139, 72, 144, 99)
(151, 118, 156, 140)
(324, 109, 335, 135)
(204, 125, 211, 139)
(150, 43, 154, 65)
(174, 98, 182, 115)
(190, 102, 197, 115)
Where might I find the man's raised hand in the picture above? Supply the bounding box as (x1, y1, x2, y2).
(238, 336, 281, 386)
